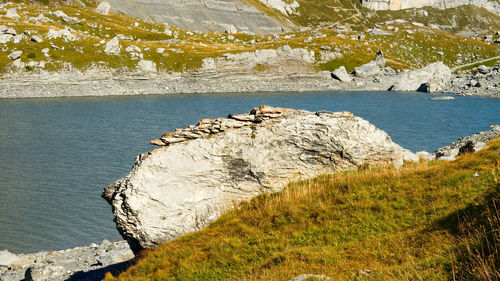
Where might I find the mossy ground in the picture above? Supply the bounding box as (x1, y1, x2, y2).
(105, 139, 500, 280)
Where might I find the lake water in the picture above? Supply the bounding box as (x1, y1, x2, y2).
(0, 91, 499, 254)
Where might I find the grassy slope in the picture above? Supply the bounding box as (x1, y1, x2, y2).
(0, 2, 498, 74)
(243, 0, 500, 33)
(106, 138, 500, 281)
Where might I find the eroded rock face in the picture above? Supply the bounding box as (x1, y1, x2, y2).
(200, 45, 315, 71)
(103, 106, 417, 253)
(105, 0, 290, 34)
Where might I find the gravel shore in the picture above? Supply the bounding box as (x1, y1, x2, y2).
(0, 68, 498, 99)
(0, 240, 133, 281)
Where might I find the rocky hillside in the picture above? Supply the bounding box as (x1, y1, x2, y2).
(0, 1, 498, 77)
(104, 0, 291, 35)
(361, 0, 500, 15)
(102, 0, 500, 33)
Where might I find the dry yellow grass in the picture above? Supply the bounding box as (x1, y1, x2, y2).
(105, 140, 500, 280)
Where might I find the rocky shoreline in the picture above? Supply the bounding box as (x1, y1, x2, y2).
(0, 240, 134, 281)
(0, 64, 498, 99)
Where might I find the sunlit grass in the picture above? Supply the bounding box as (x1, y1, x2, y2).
(105, 139, 500, 280)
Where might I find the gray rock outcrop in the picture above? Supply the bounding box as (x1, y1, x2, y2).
(96, 1, 111, 15)
(51, 10, 81, 24)
(201, 45, 315, 71)
(353, 51, 385, 78)
(103, 106, 417, 252)
(137, 60, 157, 73)
(331, 66, 352, 82)
(46, 28, 78, 42)
(0, 250, 20, 268)
(355, 61, 381, 78)
(435, 125, 500, 160)
(5, 9, 20, 19)
(0, 241, 133, 281)
(391, 61, 452, 92)
(361, 0, 500, 15)
(0, 34, 13, 44)
(30, 35, 43, 43)
(8, 51, 22, 60)
(104, 0, 291, 34)
(104, 37, 121, 55)
(375, 50, 386, 68)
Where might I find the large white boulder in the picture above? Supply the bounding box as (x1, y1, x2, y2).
(96, 1, 111, 15)
(331, 66, 352, 82)
(0, 34, 12, 44)
(0, 250, 20, 268)
(354, 61, 381, 78)
(391, 61, 452, 92)
(137, 60, 157, 72)
(47, 29, 78, 41)
(5, 9, 20, 19)
(103, 106, 417, 252)
(104, 37, 121, 55)
(8, 50, 22, 60)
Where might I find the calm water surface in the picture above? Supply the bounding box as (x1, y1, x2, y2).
(0, 91, 499, 253)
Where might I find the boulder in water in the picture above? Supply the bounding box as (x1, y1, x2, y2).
(103, 106, 417, 252)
